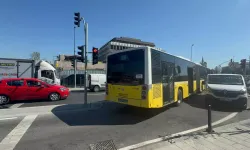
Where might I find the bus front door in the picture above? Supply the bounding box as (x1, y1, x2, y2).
(162, 62, 175, 104)
(188, 67, 194, 94)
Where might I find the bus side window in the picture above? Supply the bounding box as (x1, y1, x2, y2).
(176, 66, 181, 74)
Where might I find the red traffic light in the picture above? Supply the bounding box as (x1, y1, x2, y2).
(92, 47, 98, 53)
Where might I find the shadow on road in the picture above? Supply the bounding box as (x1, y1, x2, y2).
(184, 94, 242, 112)
(51, 101, 173, 126)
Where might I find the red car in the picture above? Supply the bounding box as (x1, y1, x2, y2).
(0, 78, 69, 104)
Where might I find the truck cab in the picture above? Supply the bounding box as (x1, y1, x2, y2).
(35, 60, 60, 85)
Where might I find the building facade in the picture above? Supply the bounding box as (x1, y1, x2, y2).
(54, 55, 105, 71)
(98, 37, 162, 62)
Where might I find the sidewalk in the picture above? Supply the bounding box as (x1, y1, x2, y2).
(135, 119, 250, 150)
(68, 88, 85, 92)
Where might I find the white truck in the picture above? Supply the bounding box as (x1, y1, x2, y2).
(0, 58, 60, 85)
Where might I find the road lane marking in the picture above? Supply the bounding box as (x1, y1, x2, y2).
(118, 112, 238, 150)
(0, 115, 37, 150)
(0, 117, 18, 121)
(9, 103, 24, 109)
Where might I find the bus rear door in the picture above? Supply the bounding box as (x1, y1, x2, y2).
(161, 61, 175, 104)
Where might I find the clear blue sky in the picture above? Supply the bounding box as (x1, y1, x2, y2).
(0, 0, 250, 68)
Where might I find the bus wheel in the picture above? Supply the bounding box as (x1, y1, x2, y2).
(175, 89, 183, 107)
(93, 86, 100, 92)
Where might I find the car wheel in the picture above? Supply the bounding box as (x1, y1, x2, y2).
(0, 95, 10, 105)
(0, 95, 9, 105)
(49, 93, 60, 101)
(93, 86, 100, 92)
(175, 89, 183, 107)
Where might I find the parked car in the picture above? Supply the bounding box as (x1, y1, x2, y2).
(206, 74, 248, 109)
(0, 78, 69, 104)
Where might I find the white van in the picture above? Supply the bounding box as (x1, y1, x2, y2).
(88, 74, 106, 92)
(206, 74, 248, 109)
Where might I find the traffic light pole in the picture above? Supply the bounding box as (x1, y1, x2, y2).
(84, 23, 88, 105)
(74, 26, 76, 88)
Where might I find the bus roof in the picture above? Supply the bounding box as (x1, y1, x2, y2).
(107, 46, 205, 68)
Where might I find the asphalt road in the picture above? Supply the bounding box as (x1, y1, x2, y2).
(0, 91, 105, 109)
(1, 94, 248, 150)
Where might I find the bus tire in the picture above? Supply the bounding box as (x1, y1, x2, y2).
(93, 85, 100, 92)
(175, 89, 183, 107)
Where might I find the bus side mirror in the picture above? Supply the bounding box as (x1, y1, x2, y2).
(177, 66, 181, 74)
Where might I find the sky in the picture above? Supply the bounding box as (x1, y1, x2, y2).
(0, 0, 250, 68)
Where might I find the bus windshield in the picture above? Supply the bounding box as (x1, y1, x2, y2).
(107, 49, 145, 85)
(208, 75, 243, 85)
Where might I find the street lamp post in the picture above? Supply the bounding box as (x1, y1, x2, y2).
(84, 21, 88, 106)
(191, 44, 194, 61)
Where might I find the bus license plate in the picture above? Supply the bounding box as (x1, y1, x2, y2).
(118, 98, 128, 103)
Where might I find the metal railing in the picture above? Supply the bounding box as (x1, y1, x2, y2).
(58, 69, 105, 87)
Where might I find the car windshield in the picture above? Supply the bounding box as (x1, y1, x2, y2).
(208, 75, 244, 85)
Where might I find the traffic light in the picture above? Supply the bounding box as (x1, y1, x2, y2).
(92, 47, 99, 65)
(70, 59, 75, 69)
(77, 45, 85, 62)
(240, 59, 246, 69)
(74, 12, 81, 27)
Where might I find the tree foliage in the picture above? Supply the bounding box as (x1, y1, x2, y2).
(31, 52, 40, 61)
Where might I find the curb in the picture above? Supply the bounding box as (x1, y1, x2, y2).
(118, 112, 238, 150)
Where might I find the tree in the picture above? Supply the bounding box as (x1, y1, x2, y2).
(200, 57, 207, 68)
(31, 52, 40, 61)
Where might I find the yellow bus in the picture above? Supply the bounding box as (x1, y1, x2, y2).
(105, 47, 210, 108)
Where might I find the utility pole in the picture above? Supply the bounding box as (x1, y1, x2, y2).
(74, 26, 76, 88)
(191, 44, 194, 61)
(247, 56, 250, 75)
(84, 22, 88, 105)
